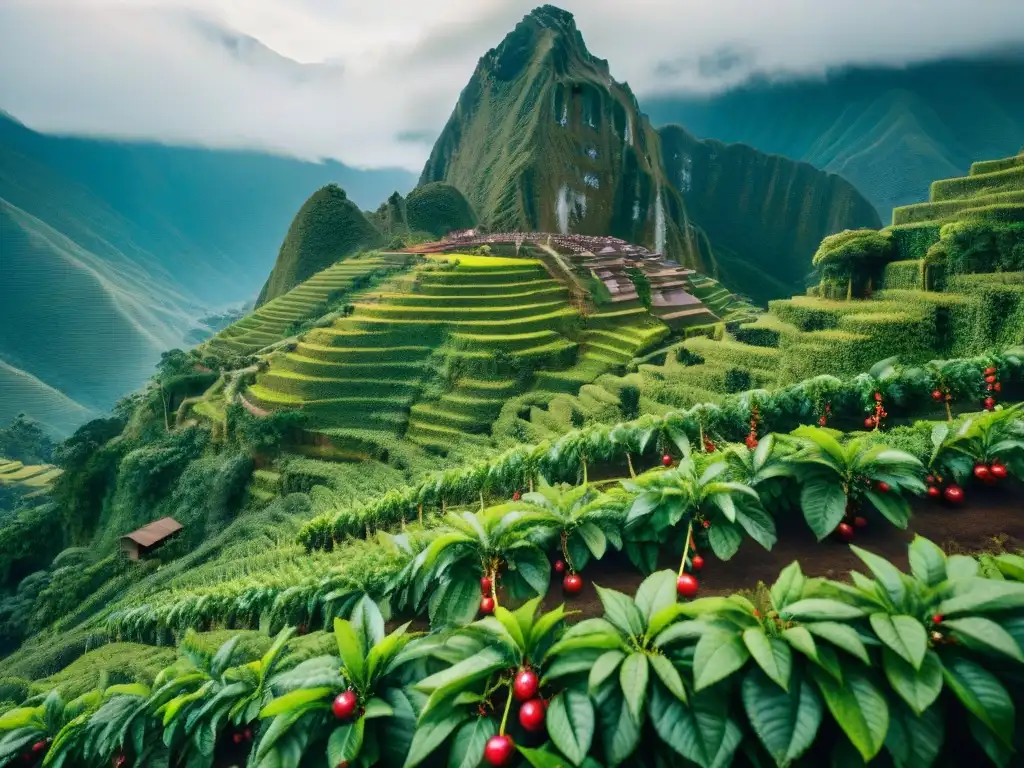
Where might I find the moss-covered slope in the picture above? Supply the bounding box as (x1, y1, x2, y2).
(256, 185, 384, 306)
(419, 5, 879, 304)
(405, 183, 477, 238)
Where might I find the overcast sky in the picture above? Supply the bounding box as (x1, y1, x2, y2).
(1, 0, 1022, 171)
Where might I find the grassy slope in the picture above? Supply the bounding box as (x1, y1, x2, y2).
(0, 199, 197, 424)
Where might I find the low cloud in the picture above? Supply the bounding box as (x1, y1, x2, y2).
(1, 0, 1022, 171)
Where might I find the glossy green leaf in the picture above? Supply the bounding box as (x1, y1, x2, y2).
(447, 717, 496, 768)
(546, 690, 595, 767)
(885, 696, 944, 768)
(781, 599, 865, 622)
(633, 570, 677, 627)
(401, 705, 468, 768)
(742, 668, 822, 768)
(770, 562, 806, 612)
(882, 648, 942, 716)
(851, 546, 908, 608)
(708, 522, 744, 561)
(619, 653, 648, 723)
(943, 617, 1024, 662)
(803, 622, 870, 665)
(587, 650, 625, 695)
(799, 480, 847, 542)
(594, 586, 644, 637)
(258, 687, 331, 718)
(811, 665, 888, 761)
(743, 629, 792, 691)
(869, 614, 927, 670)
(327, 720, 364, 766)
(736, 505, 778, 551)
(577, 523, 607, 560)
(649, 653, 687, 703)
(941, 654, 1015, 748)
(937, 579, 1024, 616)
(693, 631, 750, 691)
(908, 537, 947, 587)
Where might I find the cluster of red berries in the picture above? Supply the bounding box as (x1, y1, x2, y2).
(553, 559, 583, 595)
(972, 460, 1009, 484)
(512, 490, 522, 501)
(983, 365, 1000, 410)
(931, 387, 953, 404)
(745, 406, 760, 450)
(864, 392, 886, 430)
(482, 668, 548, 766)
(817, 401, 832, 427)
(662, 453, 672, 467)
(925, 474, 964, 504)
(480, 576, 495, 615)
(676, 535, 704, 599)
(703, 435, 716, 452)
(833, 495, 871, 543)
(18, 739, 50, 764)
(230, 726, 254, 745)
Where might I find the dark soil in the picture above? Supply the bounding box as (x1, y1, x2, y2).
(538, 482, 1024, 620)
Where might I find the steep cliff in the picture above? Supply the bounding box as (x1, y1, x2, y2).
(256, 184, 383, 306)
(420, 5, 880, 304)
(420, 5, 703, 266)
(659, 126, 882, 303)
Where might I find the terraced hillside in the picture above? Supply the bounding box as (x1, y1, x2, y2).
(205, 253, 412, 358)
(243, 253, 676, 456)
(0, 458, 62, 498)
(493, 154, 1024, 444)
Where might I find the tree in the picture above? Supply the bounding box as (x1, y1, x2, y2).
(0, 415, 54, 464)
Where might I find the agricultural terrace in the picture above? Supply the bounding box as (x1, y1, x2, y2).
(206, 253, 412, 359)
(3, 154, 1024, 768)
(0, 459, 61, 498)
(244, 253, 672, 458)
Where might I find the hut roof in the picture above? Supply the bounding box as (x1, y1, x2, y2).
(121, 517, 183, 548)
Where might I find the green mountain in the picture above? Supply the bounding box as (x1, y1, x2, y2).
(256, 185, 385, 306)
(644, 55, 1024, 219)
(0, 114, 416, 434)
(419, 5, 879, 305)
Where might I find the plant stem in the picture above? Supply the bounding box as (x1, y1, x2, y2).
(582, 454, 588, 486)
(561, 531, 574, 573)
(418, 504, 423, 525)
(945, 400, 952, 422)
(480, 491, 485, 511)
(678, 520, 694, 579)
(626, 453, 636, 479)
(499, 683, 513, 735)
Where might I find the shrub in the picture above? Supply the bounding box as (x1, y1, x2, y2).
(880, 258, 924, 290)
(619, 385, 641, 420)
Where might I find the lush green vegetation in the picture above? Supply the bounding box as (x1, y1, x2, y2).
(404, 183, 477, 238)
(4, 533, 1024, 766)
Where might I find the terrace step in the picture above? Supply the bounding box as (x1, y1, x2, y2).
(375, 286, 567, 307)
(409, 403, 485, 432)
(295, 343, 432, 363)
(354, 300, 567, 322)
(258, 371, 421, 399)
(274, 354, 428, 380)
(450, 330, 563, 352)
(405, 422, 491, 454)
(410, 279, 561, 297)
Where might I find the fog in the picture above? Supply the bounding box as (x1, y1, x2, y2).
(2, 0, 1022, 171)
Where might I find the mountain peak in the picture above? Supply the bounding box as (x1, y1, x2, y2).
(481, 4, 604, 81)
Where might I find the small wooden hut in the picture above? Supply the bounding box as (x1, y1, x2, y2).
(120, 517, 183, 561)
